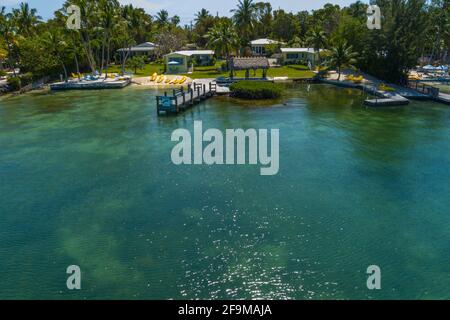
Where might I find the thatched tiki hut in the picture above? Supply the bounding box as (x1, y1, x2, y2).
(229, 57, 270, 79)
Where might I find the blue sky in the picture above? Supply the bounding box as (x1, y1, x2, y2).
(3, 0, 366, 24)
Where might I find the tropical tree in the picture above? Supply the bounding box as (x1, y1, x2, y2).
(98, 0, 120, 77)
(170, 15, 180, 27)
(306, 27, 327, 64)
(63, 0, 97, 73)
(12, 2, 41, 36)
(231, 0, 257, 46)
(126, 55, 145, 74)
(327, 40, 358, 80)
(155, 10, 169, 27)
(271, 10, 300, 42)
(254, 2, 273, 38)
(0, 10, 18, 75)
(205, 20, 240, 62)
(195, 9, 211, 25)
(42, 29, 70, 81)
(193, 9, 216, 48)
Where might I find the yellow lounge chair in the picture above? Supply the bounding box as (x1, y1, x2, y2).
(165, 77, 171, 84)
(379, 84, 395, 92)
(157, 76, 166, 83)
(178, 76, 187, 85)
(352, 75, 363, 83)
(150, 73, 158, 81)
(408, 74, 421, 81)
(345, 75, 354, 81)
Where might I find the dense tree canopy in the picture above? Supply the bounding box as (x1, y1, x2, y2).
(0, 0, 448, 84)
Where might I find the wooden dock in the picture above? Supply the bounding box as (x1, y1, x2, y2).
(156, 81, 217, 115)
(50, 78, 131, 91)
(407, 81, 450, 105)
(437, 92, 450, 105)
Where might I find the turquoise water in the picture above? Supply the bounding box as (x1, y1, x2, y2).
(0, 84, 449, 300)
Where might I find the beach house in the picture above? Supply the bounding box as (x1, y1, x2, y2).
(117, 42, 158, 59)
(250, 39, 284, 56)
(164, 50, 215, 74)
(280, 48, 321, 67)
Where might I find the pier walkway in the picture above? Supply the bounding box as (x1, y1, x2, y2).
(156, 81, 217, 115)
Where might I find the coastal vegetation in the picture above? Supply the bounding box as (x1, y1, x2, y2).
(0, 0, 448, 90)
(230, 81, 283, 99)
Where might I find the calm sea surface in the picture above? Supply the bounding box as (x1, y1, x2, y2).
(0, 84, 449, 299)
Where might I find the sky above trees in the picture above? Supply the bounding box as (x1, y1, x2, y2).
(3, 0, 367, 24)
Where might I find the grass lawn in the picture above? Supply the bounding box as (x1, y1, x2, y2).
(106, 62, 315, 79)
(184, 64, 315, 79)
(107, 63, 165, 77)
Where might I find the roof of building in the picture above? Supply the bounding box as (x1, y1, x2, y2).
(117, 42, 158, 52)
(280, 48, 321, 54)
(230, 57, 270, 70)
(250, 38, 283, 46)
(165, 50, 214, 57)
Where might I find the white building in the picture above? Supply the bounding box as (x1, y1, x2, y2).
(280, 48, 322, 67)
(164, 50, 215, 74)
(117, 42, 158, 58)
(250, 39, 284, 56)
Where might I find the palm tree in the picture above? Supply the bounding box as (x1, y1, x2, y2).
(205, 20, 240, 62)
(195, 9, 211, 25)
(98, 0, 120, 77)
(0, 10, 18, 76)
(155, 10, 169, 27)
(12, 2, 41, 36)
(231, 0, 257, 46)
(306, 27, 327, 65)
(170, 15, 180, 27)
(0, 7, 7, 70)
(327, 41, 358, 80)
(254, 2, 272, 37)
(42, 29, 69, 82)
(65, 0, 97, 73)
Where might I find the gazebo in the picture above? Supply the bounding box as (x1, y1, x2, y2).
(229, 57, 270, 79)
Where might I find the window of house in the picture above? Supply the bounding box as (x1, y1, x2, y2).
(169, 57, 184, 64)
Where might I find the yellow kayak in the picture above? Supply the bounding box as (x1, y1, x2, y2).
(178, 76, 187, 85)
(173, 77, 183, 85)
(169, 77, 177, 85)
(408, 75, 421, 81)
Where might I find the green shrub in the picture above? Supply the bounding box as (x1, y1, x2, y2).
(20, 72, 33, 86)
(0, 70, 7, 77)
(7, 77, 21, 91)
(230, 81, 284, 99)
